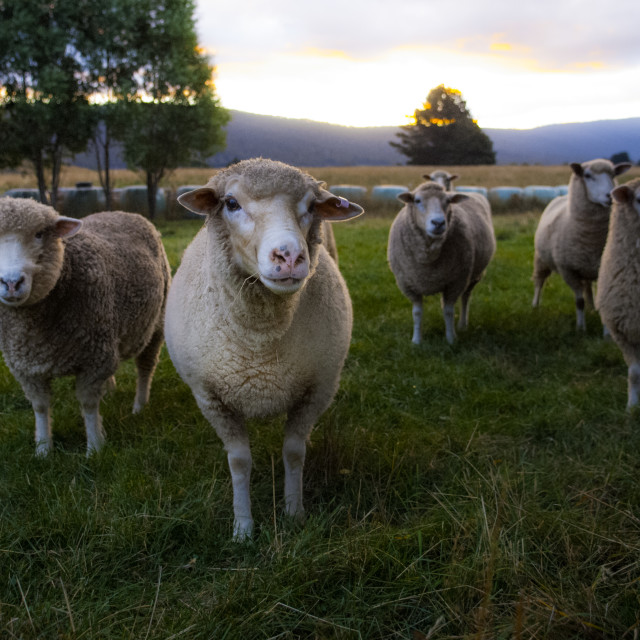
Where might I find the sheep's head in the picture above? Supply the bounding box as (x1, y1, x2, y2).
(398, 183, 468, 240)
(570, 159, 632, 207)
(0, 198, 81, 307)
(611, 178, 640, 217)
(424, 171, 459, 191)
(178, 159, 363, 295)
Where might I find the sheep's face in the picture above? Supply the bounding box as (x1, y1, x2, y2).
(399, 185, 468, 240)
(179, 163, 363, 296)
(425, 171, 458, 191)
(571, 160, 632, 208)
(0, 201, 81, 307)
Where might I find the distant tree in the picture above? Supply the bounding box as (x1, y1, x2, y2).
(610, 151, 632, 165)
(74, 0, 144, 210)
(118, 0, 229, 219)
(0, 1, 94, 206)
(391, 85, 496, 166)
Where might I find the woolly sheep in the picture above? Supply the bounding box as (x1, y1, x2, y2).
(0, 198, 171, 455)
(387, 182, 496, 345)
(532, 158, 631, 330)
(596, 178, 640, 408)
(425, 170, 459, 191)
(164, 158, 363, 540)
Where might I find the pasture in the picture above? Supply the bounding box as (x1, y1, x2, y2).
(1, 165, 640, 639)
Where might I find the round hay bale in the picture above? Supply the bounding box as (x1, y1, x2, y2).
(120, 186, 167, 217)
(371, 185, 408, 201)
(456, 186, 488, 197)
(61, 184, 106, 218)
(489, 187, 524, 204)
(2, 188, 43, 202)
(523, 186, 558, 205)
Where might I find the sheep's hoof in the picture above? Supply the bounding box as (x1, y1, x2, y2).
(232, 518, 254, 542)
(35, 440, 51, 457)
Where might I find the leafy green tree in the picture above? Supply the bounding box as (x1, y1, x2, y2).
(119, 0, 229, 219)
(0, 0, 94, 206)
(74, 0, 144, 209)
(391, 85, 496, 166)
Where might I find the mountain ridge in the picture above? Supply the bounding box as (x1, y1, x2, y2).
(72, 110, 640, 169)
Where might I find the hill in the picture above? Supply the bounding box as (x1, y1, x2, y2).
(72, 110, 640, 168)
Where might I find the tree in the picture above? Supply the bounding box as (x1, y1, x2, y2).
(118, 0, 229, 219)
(610, 151, 632, 165)
(0, 1, 94, 206)
(391, 85, 496, 166)
(74, 0, 145, 210)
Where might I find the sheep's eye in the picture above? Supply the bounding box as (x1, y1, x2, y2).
(585, 173, 593, 180)
(225, 197, 241, 212)
(35, 231, 44, 240)
(415, 198, 422, 204)
(307, 202, 316, 215)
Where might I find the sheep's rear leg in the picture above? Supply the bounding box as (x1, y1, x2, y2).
(133, 327, 164, 414)
(532, 259, 551, 308)
(76, 376, 108, 455)
(628, 362, 640, 410)
(458, 282, 478, 332)
(194, 394, 253, 540)
(411, 298, 423, 344)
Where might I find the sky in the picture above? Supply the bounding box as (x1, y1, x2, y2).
(194, 0, 640, 131)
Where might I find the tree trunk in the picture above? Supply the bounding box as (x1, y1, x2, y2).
(146, 171, 156, 220)
(33, 154, 49, 206)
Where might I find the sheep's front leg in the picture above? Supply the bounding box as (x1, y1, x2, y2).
(283, 393, 330, 521)
(441, 295, 456, 344)
(411, 299, 423, 344)
(194, 394, 253, 540)
(76, 376, 107, 456)
(21, 378, 53, 456)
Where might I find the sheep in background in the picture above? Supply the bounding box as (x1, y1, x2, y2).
(532, 158, 631, 330)
(596, 178, 640, 409)
(387, 182, 495, 345)
(425, 170, 459, 191)
(0, 198, 171, 455)
(164, 158, 363, 540)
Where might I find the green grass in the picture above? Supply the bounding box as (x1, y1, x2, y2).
(1, 212, 640, 639)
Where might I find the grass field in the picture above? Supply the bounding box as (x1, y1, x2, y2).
(1, 181, 640, 638)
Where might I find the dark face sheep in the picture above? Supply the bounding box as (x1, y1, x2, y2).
(0, 199, 81, 307)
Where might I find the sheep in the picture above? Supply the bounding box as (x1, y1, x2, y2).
(532, 158, 631, 330)
(424, 170, 459, 191)
(0, 198, 171, 456)
(164, 158, 364, 540)
(596, 178, 640, 409)
(387, 181, 496, 345)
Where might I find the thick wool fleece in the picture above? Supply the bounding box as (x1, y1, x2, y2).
(597, 178, 640, 360)
(533, 160, 615, 284)
(0, 205, 171, 391)
(387, 185, 495, 304)
(166, 163, 352, 421)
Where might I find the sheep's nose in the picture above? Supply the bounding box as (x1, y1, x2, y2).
(270, 246, 306, 270)
(431, 219, 446, 233)
(0, 275, 25, 295)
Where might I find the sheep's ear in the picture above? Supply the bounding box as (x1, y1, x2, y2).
(448, 193, 469, 204)
(570, 162, 584, 177)
(450, 174, 459, 182)
(422, 174, 432, 182)
(314, 188, 364, 221)
(611, 185, 633, 204)
(178, 187, 221, 216)
(55, 216, 82, 238)
(397, 191, 414, 204)
(614, 163, 632, 176)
